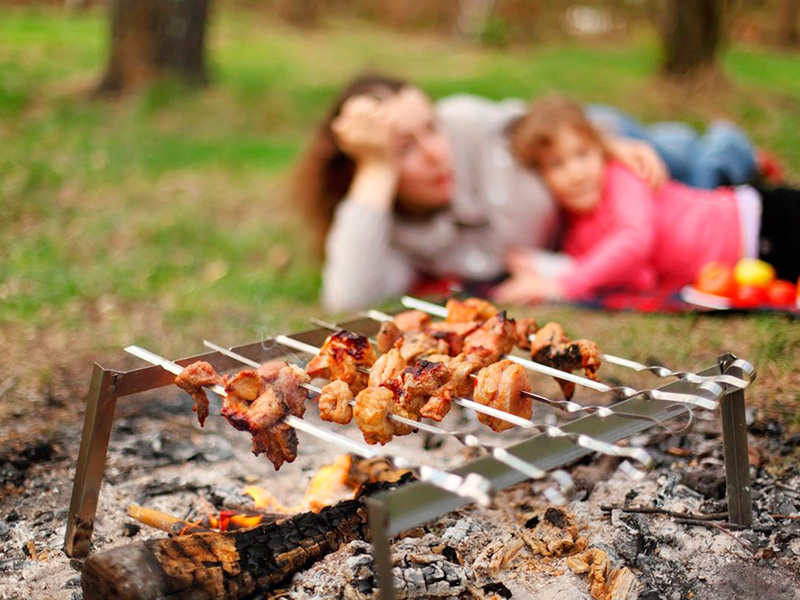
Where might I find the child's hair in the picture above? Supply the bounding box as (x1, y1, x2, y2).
(510, 94, 606, 168)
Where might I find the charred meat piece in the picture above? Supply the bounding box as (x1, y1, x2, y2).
(473, 360, 532, 432)
(259, 362, 310, 418)
(250, 422, 297, 471)
(369, 346, 408, 388)
(175, 361, 223, 427)
(420, 354, 484, 421)
(513, 317, 539, 350)
(376, 321, 402, 354)
(388, 359, 452, 420)
(392, 310, 431, 333)
(221, 369, 264, 429)
(306, 330, 377, 394)
(529, 322, 602, 400)
(318, 380, 354, 425)
(353, 386, 396, 445)
(462, 311, 518, 363)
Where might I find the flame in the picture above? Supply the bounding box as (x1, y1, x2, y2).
(207, 510, 264, 532)
(244, 455, 356, 514)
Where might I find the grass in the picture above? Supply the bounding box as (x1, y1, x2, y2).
(0, 6, 798, 431)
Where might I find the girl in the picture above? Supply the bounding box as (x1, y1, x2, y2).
(494, 95, 799, 304)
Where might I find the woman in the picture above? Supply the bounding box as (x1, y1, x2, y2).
(294, 75, 751, 312)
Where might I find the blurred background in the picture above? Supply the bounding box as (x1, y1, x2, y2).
(1, 0, 798, 428)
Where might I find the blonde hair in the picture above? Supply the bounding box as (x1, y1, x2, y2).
(510, 94, 606, 168)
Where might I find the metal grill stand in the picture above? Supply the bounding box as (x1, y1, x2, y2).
(63, 318, 754, 600)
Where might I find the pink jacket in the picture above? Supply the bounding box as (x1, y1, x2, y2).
(558, 162, 743, 300)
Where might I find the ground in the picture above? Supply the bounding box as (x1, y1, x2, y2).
(0, 5, 799, 599)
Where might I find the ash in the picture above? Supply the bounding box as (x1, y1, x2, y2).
(2, 390, 799, 600)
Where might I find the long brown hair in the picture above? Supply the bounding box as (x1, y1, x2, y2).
(293, 74, 409, 256)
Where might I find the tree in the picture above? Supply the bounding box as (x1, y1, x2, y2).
(98, 0, 211, 95)
(658, 0, 725, 78)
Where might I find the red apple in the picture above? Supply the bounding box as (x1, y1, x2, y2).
(766, 280, 796, 305)
(695, 261, 736, 297)
(733, 284, 767, 307)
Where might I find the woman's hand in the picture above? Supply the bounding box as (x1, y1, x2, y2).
(332, 95, 398, 167)
(491, 273, 565, 305)
(505, 247, 537, 276)
(606, 137, 668, 189)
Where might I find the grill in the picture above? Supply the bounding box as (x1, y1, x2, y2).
(64, 296, 756, 600)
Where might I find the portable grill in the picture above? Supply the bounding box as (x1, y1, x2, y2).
(64, 297, 756, 600)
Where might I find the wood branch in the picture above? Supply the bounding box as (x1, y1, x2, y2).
(83, 499, 369, 599)
(127, 504, 212, 535)
(81, 476, 413, 600)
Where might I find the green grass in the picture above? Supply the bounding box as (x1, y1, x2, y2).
(0, 7, 798, 424)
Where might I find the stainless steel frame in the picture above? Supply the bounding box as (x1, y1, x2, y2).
(64, 317, 754, 600)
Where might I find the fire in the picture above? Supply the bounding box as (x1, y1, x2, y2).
(245, 455, 357, 514)
(207, 510, 264, 532)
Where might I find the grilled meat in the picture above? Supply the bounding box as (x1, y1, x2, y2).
(174, 361, 223, 427)
(473, 360, 532, 432)
(353, 386, 396, 445)
(462, 311, 518, 363)
(398, 331, 450, 363)
(369, 346, 408, 388)
(375, 321, 402, 354)
(445, 297, 498, 323)
(513, 317, 539, 350)
(306, 330, 376, 393)
(392, 310, 432, 332)
(420, 354, 484, 421)
(529, 322, 602, 400)
(317, 380, 353, 425)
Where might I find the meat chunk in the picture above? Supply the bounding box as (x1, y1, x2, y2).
(318, 380, 354, 425)
(529, 322, 602, 400)
(174, 361, 223, 427)
(375, 321, 402, 354)
(219, 362, 310, 470)
(392, 310, 431, 332)
(514, 317, 539, 350)
(369, 346, 407, 388)
(399, 331, 450, 363)
(305, 330, 376, 393)
(462, 311, 518, 363)
(353, 386, 396, 445)
(387, 359, 452, 426)
(419, 354, 484, 421)
(446, 297, 498, 323)
(473, 360, 532, 432)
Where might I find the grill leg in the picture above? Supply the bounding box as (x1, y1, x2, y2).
(64, 363, 120, 557)
(366, 497, 396, 600)
(718, 353, 753, 527)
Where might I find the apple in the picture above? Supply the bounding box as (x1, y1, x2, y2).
(733, 284, 767, 307)
(766, 280, 797, 305)
(695, 261, 736, 297)
(733, 258, 775, 288)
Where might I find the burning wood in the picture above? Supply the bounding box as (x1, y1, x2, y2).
(81, 477, 413, 600)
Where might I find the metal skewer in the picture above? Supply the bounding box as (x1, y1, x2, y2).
(203, 340, 576, 503)
(273, 335, 653, 472)
(124, 345, 492, 506)
(397, 296, 755, 391)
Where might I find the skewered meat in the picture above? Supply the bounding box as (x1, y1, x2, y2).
(529, 322, 602, 400)
(353, 386, 396, 445)
(462, 311, 518, 363)
(514, 317, 539, 350)
(306, 330, 376, 393)
(445, 297, 498, 323)
(318, 380, 353, 425)
(388, 359, 452, 419)
(398, 331, 450, 363)
(473, 360, 532, 432)
(376, 321, 402, 353)
(392, 310, 431, 332)
(221, 361, 310, 470)
(420, 354, 484, 421)
(174, 361, 223, 427)
(369, 346, 407, 388)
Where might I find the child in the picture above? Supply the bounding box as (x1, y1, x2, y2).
(493, 95, 800, 304)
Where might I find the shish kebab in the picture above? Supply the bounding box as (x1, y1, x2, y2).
(203, 341, 585, 503)
(397, 295, 753, 395)
(271, 333, 653, 472)
(124, 345, 492, 506)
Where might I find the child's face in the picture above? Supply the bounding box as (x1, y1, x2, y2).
(539, 126, 605, 214)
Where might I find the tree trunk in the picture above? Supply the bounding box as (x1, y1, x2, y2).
(777, 0, 799, 47)
(98, 0, 211, 95)
(659, 0, 724, 78)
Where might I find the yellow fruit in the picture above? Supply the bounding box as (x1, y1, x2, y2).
(733, 258, 775, 288)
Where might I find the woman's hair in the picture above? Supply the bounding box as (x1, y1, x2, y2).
(293, 73, 409, 256)
(510, 94, 606, 168)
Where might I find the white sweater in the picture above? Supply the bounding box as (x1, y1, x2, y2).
(322, 94, 558, 313)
